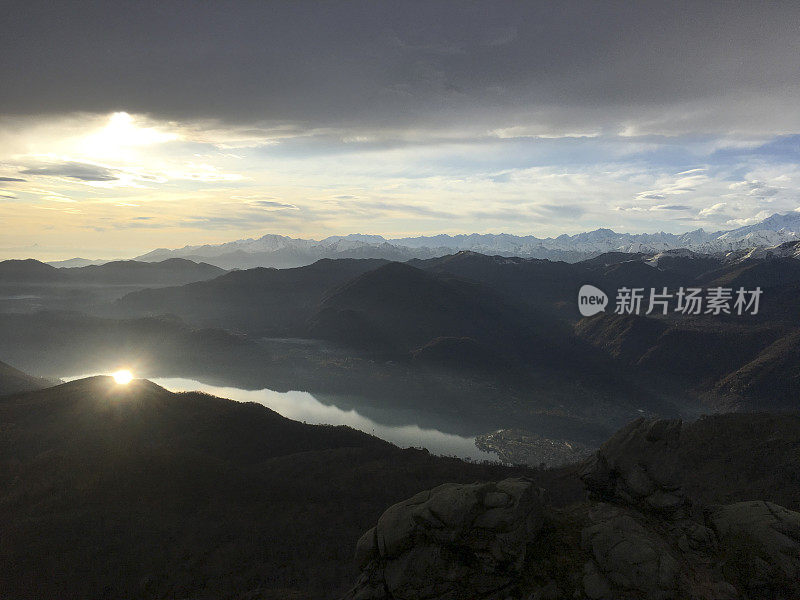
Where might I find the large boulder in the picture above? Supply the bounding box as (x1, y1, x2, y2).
(709, 500, 800, 592)
(343, 416, 800, 600)
(581, 504, 679, 600)
(581, 418, 688, 514)
(343, 478, 545, 600)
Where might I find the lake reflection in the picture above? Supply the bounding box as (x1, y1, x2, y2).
(65, 374, 496, 461)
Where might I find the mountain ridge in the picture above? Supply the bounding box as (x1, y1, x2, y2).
(119, 211, 800, 269)
(0, 257, 224, 284)
(0, 359, 56, 395)
(0, 375, 536, 599)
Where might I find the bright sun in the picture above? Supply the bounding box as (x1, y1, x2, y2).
(112, 369, 134, 385)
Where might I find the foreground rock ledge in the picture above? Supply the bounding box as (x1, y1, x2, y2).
(343, 418, 800, 600)
(345, 478, 545, 600)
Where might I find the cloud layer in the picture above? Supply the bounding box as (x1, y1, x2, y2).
(1, 2, 800, 258)
(3, 1, 800, 135)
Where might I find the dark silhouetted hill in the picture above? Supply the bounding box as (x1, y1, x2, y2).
(0, 258, 224, 285)
(306, 262, 679, 423)
(3, 377, 797, 599)
(701, 256, 800, 289)
(575, 313, 800, 410)
(114, 258, 389, 335)
(712, 330, 800, 410)
(0, 311, 269, 380)
(0, 359, 55, 395)
(1, 377, 387, 463)
(308, 261, 548, 357)
(0, 258, 228, 313)
(0, 258, 63, 282)
(63, 257, 225, 284)
(0, 377, 547, 599)
(411, 251, 589, 315)
(411, 250, 735, 318)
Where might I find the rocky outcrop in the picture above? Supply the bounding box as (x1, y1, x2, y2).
(580, 418, 687, 515)
(709, 500, 800, 595)
(343, 417, 800, 600)
(343, 478, 544, 600)
(581, 504, 680, 599)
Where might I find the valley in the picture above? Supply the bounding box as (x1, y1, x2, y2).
(5, 6, 800, 597)
(2, 220, 800, 599)
(3, 232, 800, 461)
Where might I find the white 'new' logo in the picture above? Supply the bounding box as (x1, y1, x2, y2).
(578, 284, 608, 317)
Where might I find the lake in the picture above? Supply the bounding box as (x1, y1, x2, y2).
(64, 374, 497, 461)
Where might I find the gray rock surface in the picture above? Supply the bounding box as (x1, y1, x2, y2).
(344, 418, 800, 600)
(580, 418, 688, 515)
(581, 504, 679, 599)
(710, 500, 800, 581)
(343, 478, 544, 600)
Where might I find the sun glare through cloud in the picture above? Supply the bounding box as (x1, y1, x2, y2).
(4, 4, 800, 599)
(78, 112, 180, 159)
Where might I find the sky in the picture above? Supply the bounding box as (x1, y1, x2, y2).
(1, 1, 799, 259)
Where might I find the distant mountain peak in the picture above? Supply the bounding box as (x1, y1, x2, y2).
(119, 211, 800, 269)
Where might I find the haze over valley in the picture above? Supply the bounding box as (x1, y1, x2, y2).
(3, 227, 800, 457)
(3, 2, 800, 599)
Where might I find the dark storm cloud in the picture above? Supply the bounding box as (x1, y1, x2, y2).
(2, 1, 799, 132)
(20, 162, 120, 181)
(0, 177, 26, 182)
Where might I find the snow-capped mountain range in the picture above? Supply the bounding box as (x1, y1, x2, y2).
(114, 211, 800, 269)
